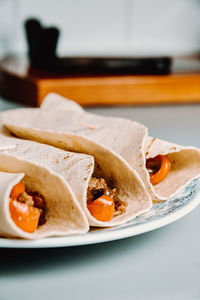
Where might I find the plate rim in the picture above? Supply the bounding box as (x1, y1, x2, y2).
(0, 190, 200, 249)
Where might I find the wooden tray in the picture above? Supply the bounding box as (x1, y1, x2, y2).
(1, 56, 200, 106)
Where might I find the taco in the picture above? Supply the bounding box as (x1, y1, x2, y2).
(39, 94, 200, 202)
(0, 152, 89, 239)
(0, 133, 152, 227)
(5, 93, 200, 203)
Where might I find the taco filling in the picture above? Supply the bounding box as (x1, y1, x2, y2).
(146, 155, 171, 185)
(87, 177, 127, 222)
(9, 182, 46, 233)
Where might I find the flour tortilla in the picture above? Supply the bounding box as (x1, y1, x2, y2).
(0, 94, 81, 136)
(0, 157, 88, 239)
(0, 108, 39, 131)
(17, 93, 200, 202)
(143, 136, 200, 201)
(0, 134, 95, 238)
(5, 93, 200, 203)
(39, 95, 200, 202)
(41, 93, 84, 112)
(1, 140, 151, 227)
(0, 130, 152, 227)
(1, 97, 153, 226)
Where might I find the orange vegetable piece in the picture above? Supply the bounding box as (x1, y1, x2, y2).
(10, 182, 25, 200)
(147, 155, 171, 185)
(9, 199, 41, 233)
(87, 195, 115, 222)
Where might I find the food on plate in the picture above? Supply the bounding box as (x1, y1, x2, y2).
(87, 177, 127, 221)
(87, 195, 114, 222)
(0, 165, 89, 239)
(1, 91, 200, 241)
(0, 134, 151, 231)
(146, 155, 171, 185)
(10, 182, 46, 233)
(0, 138, 91, 238)
(4, 93, 200, 203)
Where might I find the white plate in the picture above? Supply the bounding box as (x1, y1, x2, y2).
(0, 178, 200, 248)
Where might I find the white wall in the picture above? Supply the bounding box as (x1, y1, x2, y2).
(0, 0, 13, 57)
(0, 0, 200, 57)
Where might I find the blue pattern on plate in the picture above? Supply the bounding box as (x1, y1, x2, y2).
(90, 178, 200, 233)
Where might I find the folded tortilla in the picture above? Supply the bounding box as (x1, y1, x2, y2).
(5, 93, 200, 203)
(41, 93, 84, 112)
(40, 95, 200, 202)
(0, 153, 89, 239)
(0, 130, 152, 228)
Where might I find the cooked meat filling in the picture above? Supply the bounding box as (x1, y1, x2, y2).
(18, 190, 46, 225)
(114, 199, 127, 216)
(29, 191, 46, 225)
(18, 192, 34, 206)
(87, 177, 127, 216)
(87, 177, 107, 201)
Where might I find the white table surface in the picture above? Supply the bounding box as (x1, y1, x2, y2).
(0, 97, 200, 300)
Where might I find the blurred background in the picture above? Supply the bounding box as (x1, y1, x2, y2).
(1, 0, 200, 57)
(0, 0, 200, 106)
(1, 3, 200, 300)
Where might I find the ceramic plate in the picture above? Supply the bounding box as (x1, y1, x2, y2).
(0, 178, 200, 248)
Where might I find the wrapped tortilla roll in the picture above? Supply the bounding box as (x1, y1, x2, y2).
(0, 94, 81, 136)
(0, 156, 88, 239)
(144, 136, 200, 201)
(4, 93, 200, 203)
(0, 135, 152, 226)
(41, 93, 84, 112)
(40, 94, 200, 202)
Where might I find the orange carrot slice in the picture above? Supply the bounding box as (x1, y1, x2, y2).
(10, 182, 25, 200)
(87, 195, 114, 222)
(147, 155, 171, 185)
(9, 199, 41, 233)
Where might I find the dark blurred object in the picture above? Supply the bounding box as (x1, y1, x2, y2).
(45, 56, 172, 75)
(0, 56, 200, 107)
(24, 18, 172, 75)
(24, 19, 59, 68)
(0, 19, 199, 106)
